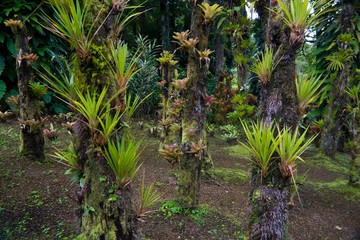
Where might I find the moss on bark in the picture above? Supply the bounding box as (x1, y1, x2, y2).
(71, 1, 140, 238)
(9, 17, 45, 161)
(249, 1, 299, 239)
(175, 0, 215, 207)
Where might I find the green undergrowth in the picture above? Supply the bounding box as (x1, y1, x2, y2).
(308, 179, 360, 202)
(305, 147, 351, 175)
(224, 144, 252, 159)
(214, 167, 249, 184)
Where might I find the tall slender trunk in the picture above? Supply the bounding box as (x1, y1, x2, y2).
(321, 0, 353, 158)
(175, 0, 214, 208)
(7, 17, 45, 161)
(215, 31, 224, 85)
(160, 0, 168, 50)
(228, 0, 250, 89)
(249, 1, 299, 239)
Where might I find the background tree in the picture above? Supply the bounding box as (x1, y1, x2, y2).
(5, 17, 45, 161)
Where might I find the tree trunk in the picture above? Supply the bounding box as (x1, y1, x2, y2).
(321, 0, 353, 158)
(215, 31, 224, 85)
(175, 0, 214, 208)
(8, 17, 45, 161)
(228, 0, 250, 89)
(159, 57, 181, 148)
(160, 0, 168, 50)
(249, 0, 299, 239)
(72, 1, 139, 238)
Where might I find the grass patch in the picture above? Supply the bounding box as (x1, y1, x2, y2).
(225, 144, 252, 159)
(304, 147, 351, 175)
(308, 179, 360, 202)
(214, 167, 249, 184)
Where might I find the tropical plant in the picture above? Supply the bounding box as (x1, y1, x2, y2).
(38, 66, 81, 103)
(0, 111, 13, 122)
(222, 131, 238, 144)
(158, 144, 182, 168)
(51, 141, 82, 172)
(275, 0, 334, 45)
(40, 0, 98, 61)
(98, 106, 125, 141)
(249, 45, 281, 85)
(276, 126, 315, 201)
(127, 35, 161, 116)
(241, 120, 281, 178)
(71, 87, 123, 132)
(198, 2, 224, 25)
(102, 135, 143, 189)
(136, 178, 162, 219)
(29, 81, 47, 99)
(325, 50, 352, 71)
(220, 124, 238, 134)
(206, 123, 216, 136)
(43, 123, 58, 140)
(108, 42, 141, 93)
(289, 169, 309, 206)
(276, 126, 315, 179)
(145, 124, 159, 137)
(296, 72, 324, 114)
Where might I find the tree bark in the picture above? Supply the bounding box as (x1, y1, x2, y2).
(321, 0, 353, 158)
(175, 0, 214, 208)
(10, 17, 45, 161)
(248, 1, 299, 239)
(215, 31, 224, 85)
(160, 0, 168, 50)
(72, 1, 140, 238)
(229, 0, 250, 89)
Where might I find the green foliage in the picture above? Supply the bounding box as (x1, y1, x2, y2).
(109, 42, 141, 92)
(0, 80, 6, 100)
(325, 50, 352, 71)
(98, 106, 125, 140)
(0, 56, 5, 76)
(0, 0, 67, 112)
(41, 0, 96, 60)
(136, 179, 162, 218)
(296, 72, 324, 114)
(277, 126, 315, 176)
(29, 81, 47, 99)
(275, 0, 334, 44)
(72, 87, 122, 132)
(198, 2, 224, 25)
(250, 45, 280, 85)
(102, 135, 143, 189)
(51, 141, 82, 172)
(220, 124, 238, 134)
(206, 123, 216, 136)
(39, 65, 81, 102)
(128, 35, 161, 115)
(241, 120, 280, 178)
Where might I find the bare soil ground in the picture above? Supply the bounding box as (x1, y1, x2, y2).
(0, 118, 359, 240)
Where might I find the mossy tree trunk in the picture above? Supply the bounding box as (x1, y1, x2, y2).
(321, 0, 354, 158)
(175, 0, 214, 208)
(228, 0, 250, 89)
(249, 1, 299, 239)
(72, 1, 139, 239)
(159, 59, 180, 148)
(9, 17, 45, 161)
